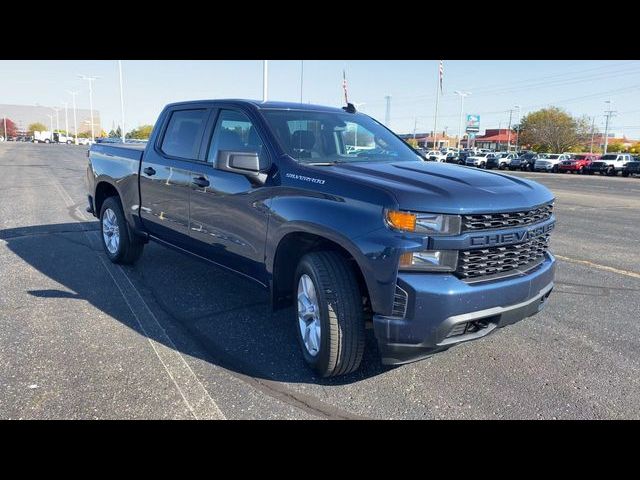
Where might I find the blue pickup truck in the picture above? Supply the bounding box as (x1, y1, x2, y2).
(86, 99, 556, 377)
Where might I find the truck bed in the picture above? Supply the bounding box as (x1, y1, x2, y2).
(91, 142, 146, 162)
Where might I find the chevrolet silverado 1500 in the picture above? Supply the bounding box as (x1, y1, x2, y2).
(86, 99, 556, 377)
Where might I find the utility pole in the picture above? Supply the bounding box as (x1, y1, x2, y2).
(514, 105, 521, 152)
(262, 60, 268, 102)
(589, 116, 596, 154)
(507, 108, 514, 152)
(384, 95, 391, 128)
(47, 114, 54, 141)
(454, 91, 470, 150)
(603, 100, 617, 154)
(67, 91, 79, 145)
(412, 117, 418, 141)
(78, 74, 99, 141)
(118, 60, 126, 143)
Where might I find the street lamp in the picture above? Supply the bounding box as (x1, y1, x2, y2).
(67, 90, 79, 145)
(118, 60, 126, 143)
(78, 74, 99, 140)
(51, 107, 60, 132)
(454, 91, 471, 150)
(47, 114, 54, 142)
(61, 101, 69, 140)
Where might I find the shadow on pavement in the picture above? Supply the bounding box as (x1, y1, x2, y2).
(1, 222, 394, 386)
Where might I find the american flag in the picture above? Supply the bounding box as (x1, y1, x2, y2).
(342, 69, 349, 104)
(439, 60, 444, 93)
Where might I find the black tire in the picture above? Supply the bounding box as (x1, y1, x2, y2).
(552, 165, 559, 173)
(100, 196, 144, 264)
(622, 171, 629, 177)
(607, 166, 616, 176)
(294, 251, 365, 377)
(587, 170, 594, 175)
(44, 139, 50, 144)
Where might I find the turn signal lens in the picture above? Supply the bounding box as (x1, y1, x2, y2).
(386, 210, 416, 232)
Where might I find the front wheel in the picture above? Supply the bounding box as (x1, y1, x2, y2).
(100, 196, 144, 264)
(44, 139, 50, 144)
(622, 171, 629, 177)
(294, 251, 365, 377)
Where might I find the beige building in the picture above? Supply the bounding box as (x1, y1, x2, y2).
(0, 103, 100, 135)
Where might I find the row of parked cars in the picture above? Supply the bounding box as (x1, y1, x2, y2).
(415, 147, 640, 178)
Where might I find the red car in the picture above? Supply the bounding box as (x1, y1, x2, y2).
(558, 153, 600, 174)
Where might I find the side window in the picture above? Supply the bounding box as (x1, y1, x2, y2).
(160, 109, 208, 159)
(207, 110, 264, 164)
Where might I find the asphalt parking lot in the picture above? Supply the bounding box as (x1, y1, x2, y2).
(1, 142, 639, 419)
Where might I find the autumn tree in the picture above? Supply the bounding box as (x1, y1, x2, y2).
(28, 122, 47, 136)
(2, 118, 18, 137)
(126, 124, 154, 140)
(518, 107, 592, 153)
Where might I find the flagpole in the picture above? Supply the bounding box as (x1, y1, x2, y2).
(433, 61, 441, 150)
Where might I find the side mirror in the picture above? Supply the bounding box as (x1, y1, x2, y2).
(217, 150, 269, 184)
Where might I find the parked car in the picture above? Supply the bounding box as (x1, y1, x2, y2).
(426, 150, 447, 162)
(414, 147, 428, 159)
(510, 152, 538, 171)
(584, 153, 634, 176)
(622, 160, 640, 178)
(465, 152, 496, 168)
(443, 151, 461, 164)
(86, 99, 557, 377)
(558, 153, 600, 174)
(534, 154, 570, 173)
(487, 152, 517, 170)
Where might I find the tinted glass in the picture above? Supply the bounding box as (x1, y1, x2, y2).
(207, 110, 265, 164)
(601, 154, 617, 160)
(161, 109, 207, 159)
(262, 109, 420, 164)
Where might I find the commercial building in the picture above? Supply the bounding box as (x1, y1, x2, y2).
(0, 103, 100, 135)
(472, 129, 518, 151)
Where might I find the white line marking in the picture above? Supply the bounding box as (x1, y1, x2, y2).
(50, 174, 225, 419)
(556, 255, 640, 279)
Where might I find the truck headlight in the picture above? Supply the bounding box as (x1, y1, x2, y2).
(399, 250, 458, 272)
(386, 210, 461, 235)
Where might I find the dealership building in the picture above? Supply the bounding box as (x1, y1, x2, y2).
(0, 103, 100, 135)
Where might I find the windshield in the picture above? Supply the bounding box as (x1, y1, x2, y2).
(601, 154, 617, 160)
(476, 153, 488, 157)
(573, 155, 587, 160)
(547, 155, 560, 159)
(261, 109, 420, 164)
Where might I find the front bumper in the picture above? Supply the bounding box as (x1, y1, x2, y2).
(373, 252, 556, 364)
(534, 164, 554, 171)
(558, 164, 580, 171)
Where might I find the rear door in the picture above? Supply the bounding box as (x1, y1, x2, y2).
(139, 106, 209, 246)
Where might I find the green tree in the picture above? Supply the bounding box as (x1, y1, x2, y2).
(28, 122, 47, 136)
(126, 124, 154, 140)
(108, 126, 122, 138)
(519, 107, 592, 153)
(606, 141, 625, 153)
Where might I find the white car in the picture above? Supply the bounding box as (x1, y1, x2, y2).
(534, 154, 570, 173)
(426, 150, 447, 162)
(465, 152, 497, 168)
(488, 152, 518, 170)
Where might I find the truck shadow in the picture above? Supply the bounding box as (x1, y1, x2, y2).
(1, 222, 394, 386)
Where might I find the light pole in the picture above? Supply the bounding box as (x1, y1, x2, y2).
(603, 100, 617, 154)
(67, 90, 79, 145)
(78, 74, 99, 141)
(47, 114, 54, 142)
(3, 116, 6, 140)
(52, 107, 60, 133)
(514, 105, 521, 152)
(384, 96, 391, 128)
(262, 60, 268, 102)
(118, 60, 126, 142)
(61, 101, 69, 139)
(454, 90, 470, 150)
(589, 116, 596, 154)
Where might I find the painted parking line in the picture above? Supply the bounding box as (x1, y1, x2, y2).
(51, 176, 225, 419)
(555, 254, 640, 279)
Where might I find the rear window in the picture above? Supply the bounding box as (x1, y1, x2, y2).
(161, 109, 208, 159)
(601, 154, 618, 160)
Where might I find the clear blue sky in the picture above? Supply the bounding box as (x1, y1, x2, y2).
(2, 60, 640, 138)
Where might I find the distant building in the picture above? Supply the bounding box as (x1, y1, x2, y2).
(0, 104, 101, 135)
(397, 132, 458, 149)
(472, 129, 518, 151)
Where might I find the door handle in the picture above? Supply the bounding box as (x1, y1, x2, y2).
(143, 167, 156, 176)
(192, 176, 210, 188)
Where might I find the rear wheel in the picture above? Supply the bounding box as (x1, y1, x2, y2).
(552, 165, 559, 173)
(607, 166, 615, 176)
(294, 251, 365, 377)
(622, 171, 629, 177)
(100, 196, 144, 264)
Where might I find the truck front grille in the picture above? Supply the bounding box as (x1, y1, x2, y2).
(461, 203, 553, 231)
(456, 234, 550, 281)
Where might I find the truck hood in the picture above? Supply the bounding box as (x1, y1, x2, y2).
(325, 160, 554, 214)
